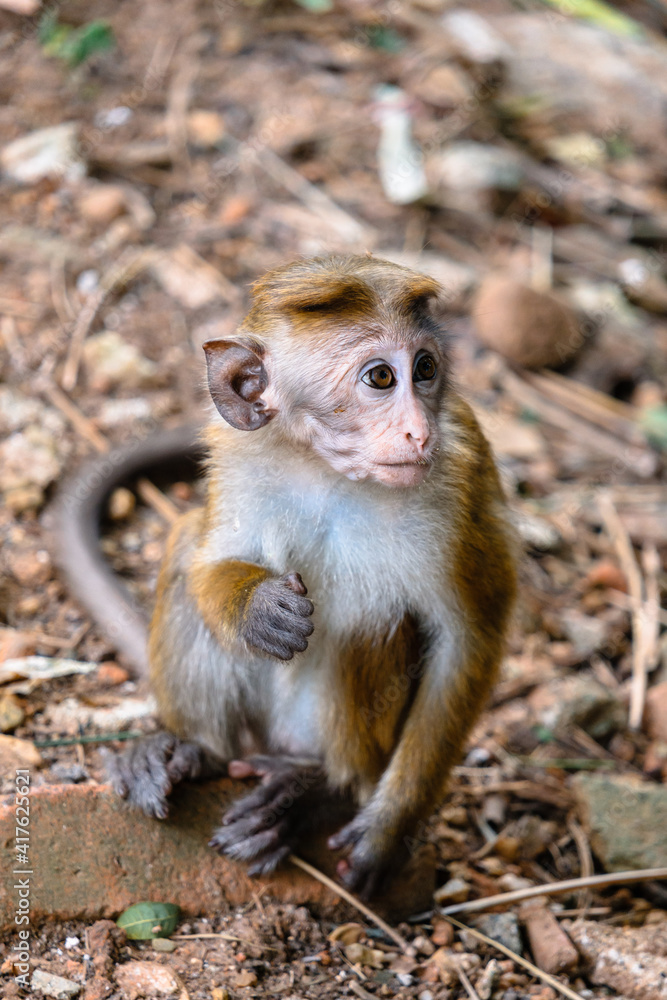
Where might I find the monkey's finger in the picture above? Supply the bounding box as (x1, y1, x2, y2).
(247, 843, 291, 876)
(328, 820, 363, 852)
(280, 571, 308, 595)
(166, 741, 203, 783)
(276, 593, 314, 618)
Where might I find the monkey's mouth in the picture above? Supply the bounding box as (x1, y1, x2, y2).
(373, 459, 433, 487)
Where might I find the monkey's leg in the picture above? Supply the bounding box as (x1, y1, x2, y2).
(105, 732, 224, 819)
(210, 755, 349, 876)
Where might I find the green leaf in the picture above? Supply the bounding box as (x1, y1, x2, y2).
(536, 0, 643, 39)
(38, 16, 115, 67)
(640, 405, 667, 451)
(293, 0, 333, 12)
(116, 901, 180, 940)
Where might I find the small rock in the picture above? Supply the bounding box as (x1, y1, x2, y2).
(583, 559, 627, 593)
(560, 610, 608, 659)
(344, 942, 385, 969)
(0, 426, 64, 494)
(83, 976, 114, 1000)
(1, 122, 84, 185)
(4, 484, 45, 514)
(108, 487, 136, 521)
(187, 109, 225, 148)
(0, 733, 43, 770)
(442, 9, 510, 64)
(528, 673, 626, 740)
(433, 142, 523, 193)
(115, 960, 181, 999)
(476, 958, 502, 1000)
(434, 876, 469, 905)
(645, 682, 667, 742)
(7, 548, 52, 587)
(329, 922, 364, 945)
(31, 968, 81, 998)
(414, 64, 472, 108)
(474, 913, 522, 955)
(152, 938, 176, 953)
(97, 662, 131, 687)
(51, 763, 89, 783)
(431, 917, 455, 947)
(211, 990, 230, 1000)
(83, 331, 159, 392)
(77, 184, 127, 225)
(0, 693, 25, 733)
(519, 903, 578, 974)
(233, 969, 258, 988)
(573, 773, 667, 871)
(567, 920, 667, 1000)
(472, 275, 581, 370)
(412, 934, 435, 956)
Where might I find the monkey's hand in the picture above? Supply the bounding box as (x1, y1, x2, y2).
(209, 755, 325, 875)
(105, 732, 209, 819)
(328, 812, 407, 899)
(241, 572, 314, 661)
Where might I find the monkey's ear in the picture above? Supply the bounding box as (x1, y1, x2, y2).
(202, 339, 274, 431)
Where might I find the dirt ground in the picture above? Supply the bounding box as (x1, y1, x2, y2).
(0, 0, 666, 998)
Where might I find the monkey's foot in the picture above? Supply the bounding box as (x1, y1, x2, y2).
(105, 732, 210, 819)
(329, 814, 407, 900)
(209, 755, 325, 876)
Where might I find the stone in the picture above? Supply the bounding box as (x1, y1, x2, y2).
(573, 773, 667, 871)
(107, 487, 136, 521)
(31, 968, 81, 998)
(433, 876, 469, 905)
(114, 961, 180, 999)
(0, 781, 434, 930)
(0, 426, 63, 494)
(519, 902, 578, 974)
(96, 662, 131, 687)
(0, 693, 25, 733)
(77, 184, 127, 226)
(645, 682, 667, 742)
(560, 610, 608, 659)
(83, 331, 159, 392)
(413, 64, 472, 108)
(567, 920, 667, 1000)
(528, 673, 626, 740)
(474, 913, 522, 955)
(472, 275, 581, 370)
(152, 938, 176, 953)
(1, 123, 84, 185)
(187, 110, 225, 148)
(7, 547, 52, 587)
(234, 969, 258, 988)
(0, 733, 43, 771)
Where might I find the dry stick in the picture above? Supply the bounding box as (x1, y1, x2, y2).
(255, 146, 370, 246)
(438, 867, 667, 917)
(500, 368, 655, 478)
(288, 855, 411, 954)
(455, 959, 482, 1000)
(598, 493, 647, 730)
(567, 817, 593, 911)
(642, 543, 661, 675)
(61, 247, 155, 392)
(444, 916, 585, 1000)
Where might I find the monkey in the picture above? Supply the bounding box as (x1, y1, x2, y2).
(56, 253, 517, 897)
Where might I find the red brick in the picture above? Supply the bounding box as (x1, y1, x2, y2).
(0, 780, 434, 929)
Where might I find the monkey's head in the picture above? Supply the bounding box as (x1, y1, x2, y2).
(203, 254, 449, 488)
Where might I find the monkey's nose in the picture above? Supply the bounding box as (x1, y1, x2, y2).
(406, 423, 430, 453)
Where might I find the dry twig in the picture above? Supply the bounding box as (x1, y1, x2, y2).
(288, 855, 412, 954)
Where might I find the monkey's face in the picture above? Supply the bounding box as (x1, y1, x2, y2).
(287, 336, 445, 488)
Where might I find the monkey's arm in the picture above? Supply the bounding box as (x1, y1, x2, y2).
(188, 560, 314, 661)
(331, 409, 517, 896)
(54, 424, 203, 674)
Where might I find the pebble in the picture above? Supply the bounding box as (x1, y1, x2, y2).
(30, 969, 81, 998)
(82, 330, 159, 392)
(0, 693, 25, 733)
(474, 912, 522, 955)
(77, 184, 127, 225)
(0, 733, 43, 770)
(108, 487, 136, 521)
(433, 876, 470, 905)
(187, 109, 225, 147)
(8, 548, 52, 587)
(151, 937, 176, 953)
(97, 662, 131, 687)
(233, 969, 258, 988)
(115, 961, 181, 999)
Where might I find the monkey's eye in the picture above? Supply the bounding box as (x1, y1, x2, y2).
(413, 353, 437, 382)
(362, 364, 396, 390)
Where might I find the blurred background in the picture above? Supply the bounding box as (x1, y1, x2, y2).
(0, 1, 666, 997)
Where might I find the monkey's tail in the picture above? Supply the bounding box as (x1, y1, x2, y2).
(53, 424, 204, 675)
